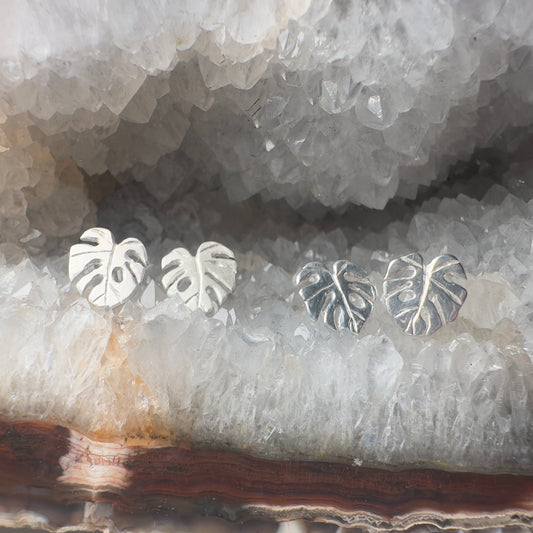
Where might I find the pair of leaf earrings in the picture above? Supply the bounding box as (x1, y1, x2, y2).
(69, 227, 467, 337)
(68, 227, 237, 313)
(295, 254, 467, 336)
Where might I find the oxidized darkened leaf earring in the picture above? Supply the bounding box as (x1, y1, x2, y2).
(295, 260, 376, 334)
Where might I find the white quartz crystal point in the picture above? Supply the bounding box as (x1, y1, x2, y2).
(296, 260, 376, 334)
(161, 241, 237, 314)
(383, 253, 467, 336)
(68, 227, 147, 309)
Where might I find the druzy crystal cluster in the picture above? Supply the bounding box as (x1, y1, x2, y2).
(1, 1, 533, 532)
(1, 0, 533, 251)
(3, 182, 532, 473)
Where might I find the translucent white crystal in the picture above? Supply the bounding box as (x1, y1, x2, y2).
(2, 185, 533, 472)
(1, 0, 533, 231)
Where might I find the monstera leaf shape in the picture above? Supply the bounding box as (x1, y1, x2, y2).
(68, 227, 147, 309)
(296, 260, 376, 334)
(383, 253, 467, 336)
(161, 242, 237, 314)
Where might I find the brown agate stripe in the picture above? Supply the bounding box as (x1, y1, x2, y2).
(0, 420, 70, 490)
(0, 419, 532, 530)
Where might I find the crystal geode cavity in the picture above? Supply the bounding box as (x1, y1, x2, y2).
(1, 0, 533, 224)
(1, 1, 533, 532)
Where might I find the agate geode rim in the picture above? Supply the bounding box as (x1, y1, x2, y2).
(1, 419, 532, 531)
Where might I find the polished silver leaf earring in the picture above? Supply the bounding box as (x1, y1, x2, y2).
(295, 260, 376, 334)
(383, 253, 467, 335)
(161, 242, 237, 314)
(68, 227, 148, 309)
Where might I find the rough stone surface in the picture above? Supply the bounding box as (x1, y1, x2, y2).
(1, 2, 533, 252)
(2, 3, 533, 531)
(1, 179, 532, 473)
(2, 507, 528, 533)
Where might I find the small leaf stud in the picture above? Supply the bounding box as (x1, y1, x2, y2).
(161, 241, 237, 314)
(295, 260, 376, 334)
(68, 227, 147, 309)
(383, 253, 467, 335)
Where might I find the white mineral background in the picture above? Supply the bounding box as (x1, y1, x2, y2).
(0, 0, 533, 532)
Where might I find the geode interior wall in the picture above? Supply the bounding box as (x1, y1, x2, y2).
(1, 0, 533, 478)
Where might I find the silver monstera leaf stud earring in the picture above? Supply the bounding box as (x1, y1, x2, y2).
(295, 260, 376, 334)
(68, 227, 148, 309)
(161, 242, 237, 314)
(383, 253, 467, 335)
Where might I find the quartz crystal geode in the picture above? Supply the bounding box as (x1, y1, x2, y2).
(1, 1, 533, 532)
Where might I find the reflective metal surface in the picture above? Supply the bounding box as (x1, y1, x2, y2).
(296, 260, 376, 334)
(383, 253, 467, 335)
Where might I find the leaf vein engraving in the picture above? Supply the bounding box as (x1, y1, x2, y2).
(296, 260, 375, 334)
(383, 253, 467, 336)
